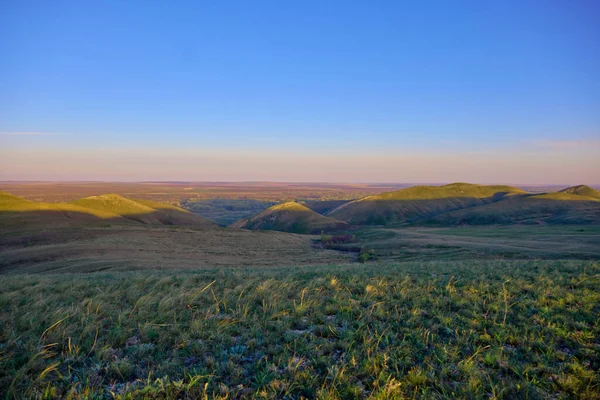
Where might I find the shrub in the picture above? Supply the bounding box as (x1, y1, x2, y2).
(358, 248, 376, 263)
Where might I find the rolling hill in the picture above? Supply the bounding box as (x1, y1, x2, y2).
(558, 184, 600, 199)
(0, 192, 216, 228)
(231, 201, 349, 234)
(0, 191, 123, 220)
(429, 186, 600, 225)
(326, 183, 527, 225)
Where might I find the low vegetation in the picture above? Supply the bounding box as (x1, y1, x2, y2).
(231, 202, 349, 234)
(1, 260, 598, 399)
(0, 192, 215, 229)
(180, 199, 276, 226)
(2, 183, 600, 398)
(559, 185, 600, 200)
(327, 183, 600, 226)
(326, 183, 527, 225)
(431, 193, 600, 226)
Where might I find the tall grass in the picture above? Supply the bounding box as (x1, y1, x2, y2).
(1, 260, 599, 399)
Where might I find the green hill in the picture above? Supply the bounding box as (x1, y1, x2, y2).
(327, 183, 526, 225)
(231, 201, 349, 234)
(0, 191, 122, 219)
(0, 192, 215, 228)
(69, 194, 216, 227)
(558, 185, 600, 199)
(428, 189, 600, 225)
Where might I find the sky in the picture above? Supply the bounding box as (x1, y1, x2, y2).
(1, 0, 599, 184)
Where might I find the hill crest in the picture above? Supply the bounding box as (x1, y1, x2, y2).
(558, 185, 600, 199)
(327, 183, 527, 225)
(0, 192, 215, 228)
(232, 201, 348, 234)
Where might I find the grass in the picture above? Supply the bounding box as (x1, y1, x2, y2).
(71, 195, 159, 217)
(351, 225, 600, 261)
(429, 195, 600, 226)
(0, 192, 216, 229)
(181, 199, 276, 226)
(559, 185, 600, 200)
(327, 183, 600, 226)
(370, 183, 526, 201)
(1, 260, 599, 399)
(326, 183, 528, 226)
(231, 202, 348, 234)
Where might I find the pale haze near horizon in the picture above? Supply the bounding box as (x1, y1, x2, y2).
(1, 141, 598, 185)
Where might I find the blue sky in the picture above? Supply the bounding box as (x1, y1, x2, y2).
(1, 0, 599, 183)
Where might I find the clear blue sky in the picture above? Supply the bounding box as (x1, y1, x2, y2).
(1, 0, 599, 183)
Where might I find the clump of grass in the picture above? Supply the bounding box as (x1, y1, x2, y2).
(1, 260, 599, 399)
(358, 248, 376, 263)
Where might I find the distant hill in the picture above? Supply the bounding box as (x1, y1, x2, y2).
(231, 201, 349, 234)
(0, 191, 122, 220)
(428, 189, 600, 225)
(0, 192, 215, 228)
(558, 185, 600, 200)
(327, 183, 526, 225)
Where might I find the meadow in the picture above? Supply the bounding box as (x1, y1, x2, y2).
(1, 183, 599, 399)
(1, 260, 598, 399)
(350, 225, 600, 262)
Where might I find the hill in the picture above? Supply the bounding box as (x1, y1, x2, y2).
(71, 194, 215, 227)
(231, 201, 349, 234)
(0, 191, 124, 222)
(0, 192, 216, 228)
(559, 185, 600, 199)
(428, 189, 600, 225)
(327, 183, 526, 225)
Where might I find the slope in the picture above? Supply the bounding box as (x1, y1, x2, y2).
(0, 191, 124, 221)
(327, 183, 526, 225)
(0, 192, 215, 229)
(558, 185, 600, 199)
(70, 194, 215, 227)
(428, 189, 600, 225)
(231, 201, 349, 234)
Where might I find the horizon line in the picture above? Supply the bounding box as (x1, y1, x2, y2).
(0, 180, 598, 187)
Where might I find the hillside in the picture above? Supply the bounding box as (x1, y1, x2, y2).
(559, 185, 600, 199)
(71, 194, 216, 227)
(0, 191, 124, 222)
(231, 201, 349, 234)
(429, 190, 600, 225)
(0, 192, 215, 228)
(327, 183, 526, 225)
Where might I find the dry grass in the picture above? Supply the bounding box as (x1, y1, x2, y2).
(0, 223, 351, 274)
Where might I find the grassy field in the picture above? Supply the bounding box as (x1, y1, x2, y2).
(2, 184, 600, 398)
(352, 226, 600, 261)
(1, 260, 599, 399)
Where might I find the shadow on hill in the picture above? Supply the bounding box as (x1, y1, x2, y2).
(425, 195, 600, 226)
(328, 193, 528, 225)
(231, 201, 349, 234)
(0, 208, 216, 240)
(328, 192, 600, 226)
(0, 192, 217, 233)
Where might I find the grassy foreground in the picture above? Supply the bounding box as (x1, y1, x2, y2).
(1, 261, 599, 399)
